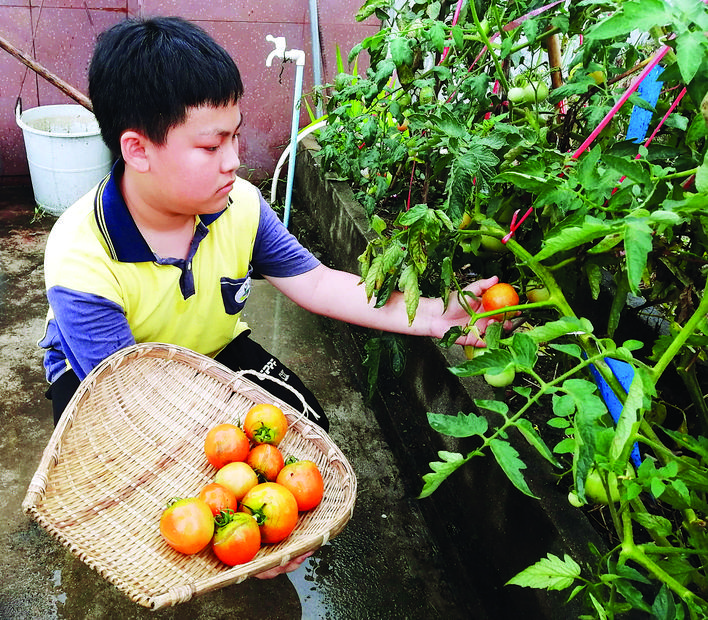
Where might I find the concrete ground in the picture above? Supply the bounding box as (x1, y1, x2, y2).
(0, 187, 471, 619)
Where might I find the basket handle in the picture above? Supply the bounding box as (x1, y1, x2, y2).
(232, 368, 320, 427)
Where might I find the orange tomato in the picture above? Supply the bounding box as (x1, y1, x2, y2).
(247, 443, 285, 482)
(276, 460, 324, 511)
(159, 497, 214, 555)
(204, 423, 250, 469)
(198, 482, 238, 516)
(240, 482, 299, 544)
(481, 283, 519, 321)
(243, 403, 288, 445)
(214, 461, 259, 502)
(212, 511, 261, 566)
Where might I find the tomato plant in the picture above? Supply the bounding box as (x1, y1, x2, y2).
(481, 283, 519, 321)
(159, 497, 214, 555)
(204, 423, 250, 469)
(246, 443, 285, 482)
(240, 482, 299, 544)
(316, 0, 708, 615)
(212, 510, 261, 566)
(214, 461, 259, 501)
(243, 403, 288, 445)
(276, 459, 324, 511)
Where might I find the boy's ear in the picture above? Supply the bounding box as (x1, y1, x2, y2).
(120, 131, 150, 173)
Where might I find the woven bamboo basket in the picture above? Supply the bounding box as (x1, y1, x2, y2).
(22, 343, 357, 610)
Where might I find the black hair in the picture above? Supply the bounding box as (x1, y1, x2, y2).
(88, 16, 243, 157)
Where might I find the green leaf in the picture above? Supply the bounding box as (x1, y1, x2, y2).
(489, 438, 537, 498)
(548, 343, 583, 359)
(510, 332, 538, 369)
(419, 450, 466, 498)
(450, 349, 514, 377)
(390, 36, 414, 68)
(536, 216, 619, 261)
(516, 418, 562, 467)
(652, 584, 677, 620)
(676, 30, 707, 85)
(474, 399, 510, 416)
(632, 512, 673, 538)
(427, 411, 488, 438)
(398, 263, 420, 324)
(610, 364, 642, 462)
(623, 218, 653, 295)
(601, 154, 651, 186)
(524, 317, 594, 344)
(587, 0, 668, 40)
(355, 0, 390, 22)
(506, 553, 581, 590)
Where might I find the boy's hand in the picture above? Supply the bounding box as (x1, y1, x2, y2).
(436, 276, 515, 348)
(254, 551, 314, 579)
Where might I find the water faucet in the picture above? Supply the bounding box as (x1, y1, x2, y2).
(266, 35, 305, 67)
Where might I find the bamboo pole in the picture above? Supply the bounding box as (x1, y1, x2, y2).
(0, 33, 92, 111)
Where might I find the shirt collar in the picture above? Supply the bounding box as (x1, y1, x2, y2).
(93, 159, 227, 262)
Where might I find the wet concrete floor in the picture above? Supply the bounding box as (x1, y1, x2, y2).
(0, 186, 470, 619)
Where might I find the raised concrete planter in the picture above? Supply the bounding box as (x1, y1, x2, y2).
(293, 136, 606, 619)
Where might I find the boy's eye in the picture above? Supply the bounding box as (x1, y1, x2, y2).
(205, 146, 219, 152)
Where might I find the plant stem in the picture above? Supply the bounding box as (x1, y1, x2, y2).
(468, 1, 509, 92)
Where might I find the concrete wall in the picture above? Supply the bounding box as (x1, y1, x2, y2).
(0, 0, 377, 185)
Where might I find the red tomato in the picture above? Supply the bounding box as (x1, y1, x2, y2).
(481, 283, 519, 321)
(159, 497, 214, 555)
(204, 423, 250, 469)
(214, 461, 259, 502)
(276, 460, 324, 511)
(246, 443, 285, 482)
(212, 511, 261, 566)
(198, 482, 238, 516)
(243, 403, 288, 445)
(240, 482, 299, 544)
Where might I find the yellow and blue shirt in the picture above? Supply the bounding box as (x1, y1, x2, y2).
(39, 162, 320, 383)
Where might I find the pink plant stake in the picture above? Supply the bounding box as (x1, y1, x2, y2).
(502, 207, 534, 244)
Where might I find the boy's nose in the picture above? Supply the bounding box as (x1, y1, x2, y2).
(223, 142, 240, 172)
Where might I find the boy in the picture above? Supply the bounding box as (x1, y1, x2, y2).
(39, 15, 500, 575)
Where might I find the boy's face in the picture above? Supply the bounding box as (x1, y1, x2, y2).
(143, 102, 242, 215)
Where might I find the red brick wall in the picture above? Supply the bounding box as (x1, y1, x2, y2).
(0, 0, 377, 185)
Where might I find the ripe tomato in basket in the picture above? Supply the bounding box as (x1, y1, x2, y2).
(159, 497, 214, 555)
(198, 482, 238, 516)
(247, 443, 285, 482)
(243, 403, 288, 445)
(212, 511, 261, 566)
(240, 482, 299, 544)
(276, 459, 324, 511)
(204, 423, 250, 469)
(214, 461, 259, 501)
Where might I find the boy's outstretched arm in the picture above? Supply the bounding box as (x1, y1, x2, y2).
(266, 264, 502, 347)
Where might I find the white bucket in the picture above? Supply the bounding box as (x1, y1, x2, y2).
(16, 102, 113, 216)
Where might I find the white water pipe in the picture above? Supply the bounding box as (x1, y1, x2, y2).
(266, 35, 305, 229)
(269, 119, 328, 206)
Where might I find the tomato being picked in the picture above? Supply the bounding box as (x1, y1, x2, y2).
(204, 423, 250, 469)
(159, 497, 214, 555)
(240, 482, 299, 544)
(481, 283, 519, 321)
(212, 511, 261, 566)
(198, 482, 237, 516)
(243, 403, 288, 445)
(276, 459, 324, 511)
(247, 443, 285, 482)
